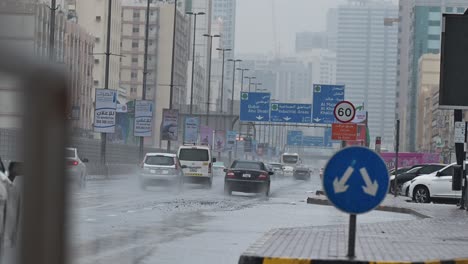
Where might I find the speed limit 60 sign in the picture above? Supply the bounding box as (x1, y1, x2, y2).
(334, 101, 355, 123)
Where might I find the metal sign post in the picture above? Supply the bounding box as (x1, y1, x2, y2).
(323, 147, 389, 259)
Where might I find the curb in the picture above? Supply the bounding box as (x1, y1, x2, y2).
(306, 197, 430, 219)
(239, 255, 468, 264)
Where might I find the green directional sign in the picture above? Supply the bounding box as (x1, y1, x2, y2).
(241, 92, 249, 100)
(271, 104, 278, 111)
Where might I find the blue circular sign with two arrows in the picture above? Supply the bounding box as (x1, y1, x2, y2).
(323, 146, 389, 214)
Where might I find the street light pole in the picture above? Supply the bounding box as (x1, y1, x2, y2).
(244, 76, 256, 92)
(227, 59, 242, 164)
(167, 0, 178, 152)
(236, 68, 249, 92)
(203, 34, 220, 125)
(228, 59, 242, 119)
(216, 48, 231, 113)
(100, 0, 113, 166)
(140, 0, 151, 161)
(187, 11, 205, 115)
(253, 82, 263, 91)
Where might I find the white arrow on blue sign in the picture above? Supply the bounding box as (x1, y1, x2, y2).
(270, 103, 312, 123)
(322, 146, 389, 214)
(240, 92, 271, 122)
(312, 84, 345, 124)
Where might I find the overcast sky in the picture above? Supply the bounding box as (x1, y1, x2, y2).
(235, 0, 344, 56)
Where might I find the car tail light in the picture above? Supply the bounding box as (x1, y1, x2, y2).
(226, 171, 235, 178)
(174, 158, 179, 170)
(259, 173, 268, 180)
(67, 160, 78, 166)
(208, 163, 212, 173)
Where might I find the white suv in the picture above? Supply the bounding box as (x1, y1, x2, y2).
(177, 144, 215, 188)
(139, 153, 184, 190)
(409, 162, 464, 203)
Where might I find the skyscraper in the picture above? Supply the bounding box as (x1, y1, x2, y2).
(212, 0, 236, 109)
(332, 0, 398, 151)
(397, 0, 468, 151)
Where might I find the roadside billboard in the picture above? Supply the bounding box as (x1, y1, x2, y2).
(183, 117, 199, 144)
(161, 109, 179, 141)
(134, 100, 154, 137)
(380, 153, 441, 170)
(94, 89, 117, 133)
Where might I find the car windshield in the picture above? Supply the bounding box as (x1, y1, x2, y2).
(232, 161, 263, 170)
(65, 149, 76, 158)
(6, 0, 465, 263)
(145, 155, 174, 166)
(179, 149, 209, 161)
(283, 155, 298, 163)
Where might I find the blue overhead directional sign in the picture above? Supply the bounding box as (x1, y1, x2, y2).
(323, 147, 389, 214)
(312, 84, 345, 124)
(240, 92, 271, 122)
(270, 103, 312, 123)
(287, 130, 303, 145)
(302, 136, 324, 147)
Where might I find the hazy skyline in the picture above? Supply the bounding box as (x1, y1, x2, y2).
(235, 0, 344, 56)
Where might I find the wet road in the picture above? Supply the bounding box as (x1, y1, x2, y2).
(69, 173, 416, 264)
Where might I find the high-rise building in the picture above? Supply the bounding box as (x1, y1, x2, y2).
(0, 0, 95, 134)
(294, 49, 336, 86)
(120, 0, 190, 148)
(295, 32, 328, 53)
(212, 0, 236, 109)
(73, 0, 124, 102)
(397, 0, 468, 151)
(332, 0, 398, 151)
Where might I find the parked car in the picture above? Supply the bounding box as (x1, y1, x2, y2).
(268, 162, 284, 178)
(409, 162, 465, 203)
(178, 144, 215, 187)
(389, 166, 412, 176)
(224, 160, 273, 196)
(293, 167, 311, 181)
(65, 147, 88, 188)
(213, 162, 226, 176)
(139, 153, 184, 190)
(389, 164, 446, 194)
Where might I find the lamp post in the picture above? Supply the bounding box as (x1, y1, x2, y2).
(166, 0, 178, 152)
(216, 48, 231, 113)
(253, 83, 263, 91)
(227, 58, 242, 164)
(244, 76, 256, 92)
(186, 11, 205, 115)
(202, 34, 220, 125)
(227, 59, 242, 120)
(236, 68, 249, 92)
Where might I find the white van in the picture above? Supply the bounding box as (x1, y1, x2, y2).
(177, 144, 215, 187)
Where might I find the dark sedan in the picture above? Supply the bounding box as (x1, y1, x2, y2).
(224, 160, 273, 196)
(389, 163, 446, 194)
(293, 167, 311, 181)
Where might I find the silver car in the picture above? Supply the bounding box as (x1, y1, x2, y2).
(139, 153, 184, 190)
(65, 148, 88, 188)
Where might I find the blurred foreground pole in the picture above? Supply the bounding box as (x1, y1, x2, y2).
(49, 0, 57, 60)
(167, 0, 178, 152)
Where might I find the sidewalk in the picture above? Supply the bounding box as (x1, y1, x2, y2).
(239, 194, 468, 264)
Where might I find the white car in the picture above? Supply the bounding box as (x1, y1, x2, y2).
(282, 165, 294, 177)
(139, 153, 184, 190)
(65, 147, 88, 188)
(408, 162, 464, 203)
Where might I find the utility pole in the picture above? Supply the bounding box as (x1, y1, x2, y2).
(167, 0, 177, 152)
(216, 48, 231, 113)
(139, 0, 151, 161)
(203, 34, 220, 125)
(101, 0, 113, 166)
(49, 0, 57, 61)
(187, 11, 205, 115)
